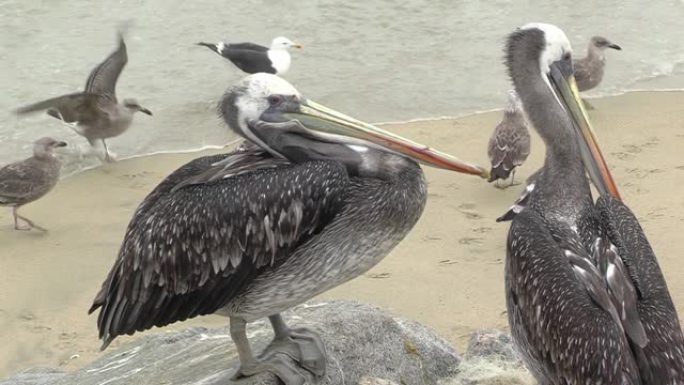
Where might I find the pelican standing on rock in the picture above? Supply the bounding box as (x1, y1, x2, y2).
(15, 32, 152, 161)
(89, 74, 488, 385)
(503, 23, 684, 384)
(0, 137, 66, 231)
(197, 36, 302, 75)
(487, 89, 530, 188)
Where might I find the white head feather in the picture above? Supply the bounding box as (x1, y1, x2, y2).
(520, 23, 573, 75)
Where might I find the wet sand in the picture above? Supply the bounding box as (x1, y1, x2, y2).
(1, 91, 684, 377)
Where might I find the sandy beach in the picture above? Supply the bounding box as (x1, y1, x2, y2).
(1, 91, 684, 377)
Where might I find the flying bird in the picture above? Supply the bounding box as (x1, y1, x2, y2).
(0, 137, 67, 231)
(15, 31, 152, 161)
(89, 74, 487, 385)
(503, 23, 684, 384)
(198, 36, 302, 75)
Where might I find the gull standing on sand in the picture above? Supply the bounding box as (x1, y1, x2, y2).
(197, 36, 302, 75)
(487, 90, 530, 188)
(15, 32, 152, 161)
(574, 35, 621, 105)
(503, 23, 684, 383)
(0, 137, 67, 231)
(89, 73, 488, 385)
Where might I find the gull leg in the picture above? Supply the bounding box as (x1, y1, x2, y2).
(13, 207, 46, 232)
(508, 169, 521, 187)
(102, 140, 117, 162)
(231, 316, 313, 385)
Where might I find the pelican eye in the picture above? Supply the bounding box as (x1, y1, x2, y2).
(268, 95, 284, 106)
(562, 52, 571, 61)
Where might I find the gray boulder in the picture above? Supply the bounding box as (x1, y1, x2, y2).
(1, 301, 460, 385)
(445, 329, 533, 385)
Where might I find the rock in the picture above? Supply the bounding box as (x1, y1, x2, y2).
(0, 301, 460, 385)
(444, 329, 534, 385)
(0, 368, 65, 385)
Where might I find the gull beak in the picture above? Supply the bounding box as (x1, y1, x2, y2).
(291, 43, 303, 49)
(139, 106, 153, 116)
(549, 61, 621, 200)
(281, 99, 489, 178)
(607, 43, 622, 50)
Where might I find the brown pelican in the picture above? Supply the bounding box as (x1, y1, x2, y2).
(15, 31, 152, 161)
(89, 73, 488, 385)
(487, 89, 531, 188)
(198, 36, 302, 75)
(0, 137, 67, 231)
(504, 23, 684, 384)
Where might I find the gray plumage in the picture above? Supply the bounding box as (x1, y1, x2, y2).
(574, 36, 622, 92)
(487, 89, 530, 187)
(0, 137, 66, 231)
(15, 32, 151, 161)
(89, 74, 437, 385)
(504, 24, 683, 385)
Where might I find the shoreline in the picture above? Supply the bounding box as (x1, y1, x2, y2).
(2, 91, 684, 377)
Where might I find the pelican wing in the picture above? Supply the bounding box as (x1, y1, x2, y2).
(84, 33, 127, 99)
(597, 195, 684, 382)
(506, 209, 641, 384)
(89, 149, 347, 348)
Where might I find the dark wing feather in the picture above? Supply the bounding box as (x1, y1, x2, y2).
(222, 48, 275, 74)
(84, 34, 127, 99)
(487, 114, 530, 182)
(89, 149, 347, 348)
(597, 195, 684, 383)
(227, 42, 269, 52)
(506, 209, 641, 384)
(15, 92, 109, 125)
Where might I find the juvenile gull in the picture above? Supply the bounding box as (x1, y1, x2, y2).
(574, 35, 621, 110)
(487, 89, 530, 188)
(15, 32, 152, 161)
(89, 74, 487, 385)
(0, 137, 67, 231)
(503, 23, 684, 383)
(197, 36, 302, 75)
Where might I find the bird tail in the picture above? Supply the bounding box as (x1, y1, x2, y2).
(487, 165, 512, 183)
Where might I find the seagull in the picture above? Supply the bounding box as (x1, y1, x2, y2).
(15, 31, 152, 161)
(487, 89, 531, 188)
(197, 36, 302, 75)
(0, 137, 67, 231)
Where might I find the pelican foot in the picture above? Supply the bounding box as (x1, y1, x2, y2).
(232, 327, 326, 385)
(232, 353, 312, 385)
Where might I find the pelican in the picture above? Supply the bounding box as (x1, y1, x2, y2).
(487, 89, 531, 188)
(89, 74, 488, 385)
(0, 137, 67, 231)
(15, 31, 152, 161)
(504, 23, 684, 383)
(198, 36, 302, 75)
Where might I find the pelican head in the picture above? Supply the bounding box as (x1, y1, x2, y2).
(220, 73, 487, 177)
(507, 23, 619, 199)
(270, 36, 302, 50)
